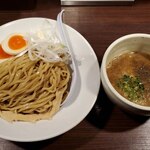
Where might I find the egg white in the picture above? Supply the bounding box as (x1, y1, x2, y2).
(1, 33, 29, 55)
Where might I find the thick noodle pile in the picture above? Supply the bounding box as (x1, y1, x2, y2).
(0, 54, 71, 122)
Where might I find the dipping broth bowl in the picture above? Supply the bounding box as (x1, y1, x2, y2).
(101, 33, 150, 116)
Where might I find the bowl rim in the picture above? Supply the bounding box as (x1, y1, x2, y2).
(101, 33, 150, 111)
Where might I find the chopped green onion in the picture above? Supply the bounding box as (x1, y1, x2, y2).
(117, 75, 144, 101)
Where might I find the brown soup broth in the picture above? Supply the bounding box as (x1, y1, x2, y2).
(107, 51, 150, 106)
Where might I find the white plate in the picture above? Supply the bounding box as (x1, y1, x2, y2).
(0, 18, 100, 142)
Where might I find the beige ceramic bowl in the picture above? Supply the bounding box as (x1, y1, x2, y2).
(101, 33, 150, 116)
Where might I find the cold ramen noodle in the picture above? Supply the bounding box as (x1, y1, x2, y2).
(0, 21, 72, 122)
(0, 54, 71, 122)
(107, 51, 150, 106)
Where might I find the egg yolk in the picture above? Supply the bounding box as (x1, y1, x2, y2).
(8, 35, 27, 50)
(0, 45, 12, 59)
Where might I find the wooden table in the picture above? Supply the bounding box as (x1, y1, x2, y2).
(0, 0, 150, 149)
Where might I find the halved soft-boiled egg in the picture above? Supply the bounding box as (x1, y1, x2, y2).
(1, 33, 29, 55)
(0, 44, 12, 59)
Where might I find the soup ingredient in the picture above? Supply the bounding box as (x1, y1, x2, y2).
(8, 35, 26, 50)
(0, 54, 71, 122)
(27, 41, 70, 64)
(26, 21, 70, 63)
(107, 52, 150, 106)
(2, 33, 28, 55)
(0, 44, 12, 59)
(117, 75, 144, 101)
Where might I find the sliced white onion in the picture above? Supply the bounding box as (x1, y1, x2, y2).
(27, 41, 70, 63)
